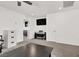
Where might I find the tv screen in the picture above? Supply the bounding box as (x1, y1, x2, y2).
(36, 18, 46, 25)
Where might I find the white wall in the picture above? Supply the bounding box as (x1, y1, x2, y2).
(0, 6, 47, 43)
(0, 6, 26, 43)
(47, 8, 79, 46)
(27, 17, 47, 39)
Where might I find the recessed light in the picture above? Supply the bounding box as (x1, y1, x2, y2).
(59, 7, 62, 10)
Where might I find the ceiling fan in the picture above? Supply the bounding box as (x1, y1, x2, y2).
(17, 1, 32, 6)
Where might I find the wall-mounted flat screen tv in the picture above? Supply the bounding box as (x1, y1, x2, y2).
(36, 18, 46, 25)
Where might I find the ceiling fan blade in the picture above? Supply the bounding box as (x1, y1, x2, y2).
(23, 1, 32, 5)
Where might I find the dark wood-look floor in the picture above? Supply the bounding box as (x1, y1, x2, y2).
(0, 43, 53, 57)
(25, 39, 79, 57)
(1, 39, 79, 57)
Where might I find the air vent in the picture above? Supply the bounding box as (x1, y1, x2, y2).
(63, 1, 74, 8)
(23, 1, 32, 5)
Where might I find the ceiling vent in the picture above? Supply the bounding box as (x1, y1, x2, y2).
(63, 1, 74, 8)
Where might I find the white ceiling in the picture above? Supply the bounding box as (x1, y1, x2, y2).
(0, 1, 63, 17)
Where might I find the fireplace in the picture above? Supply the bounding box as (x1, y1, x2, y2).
(34, 30, 46, 40)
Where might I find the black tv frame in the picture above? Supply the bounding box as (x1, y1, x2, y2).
(36, 18, 46, 26)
